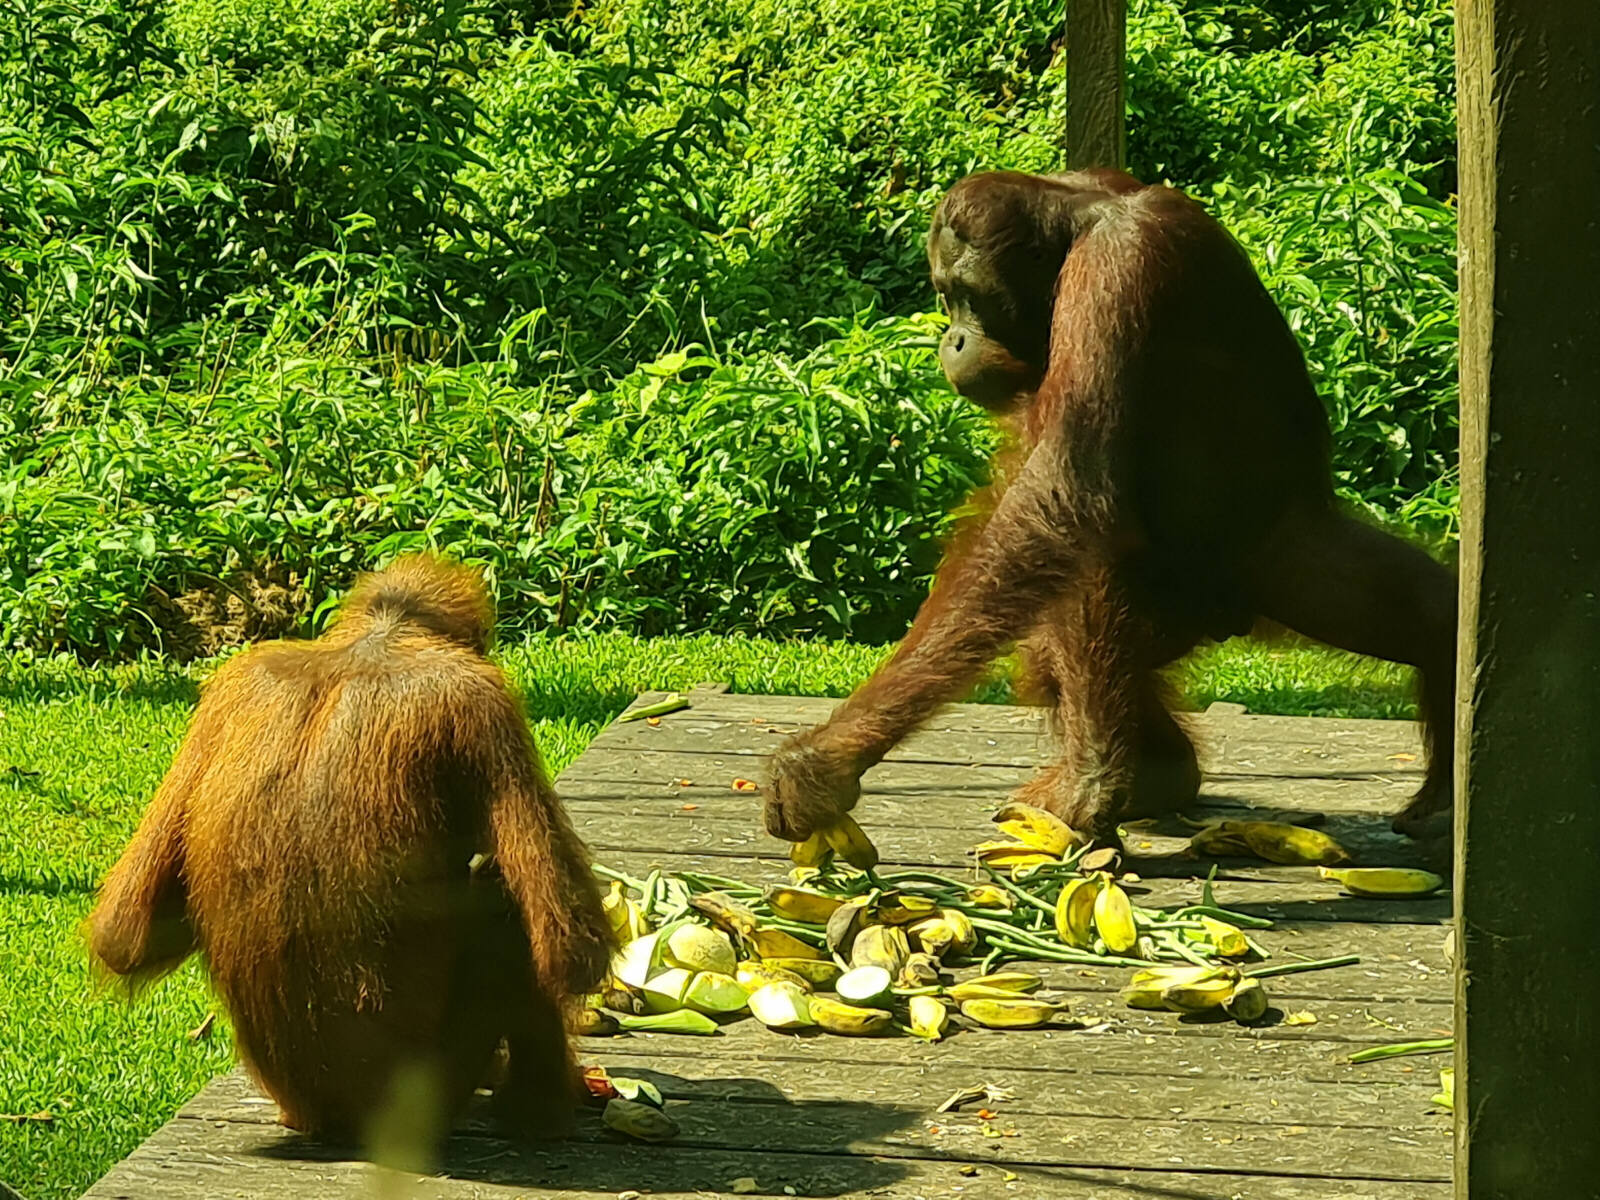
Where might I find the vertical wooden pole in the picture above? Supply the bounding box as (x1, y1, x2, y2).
(1065, 0, 1125, 169)
(1454, 0, 1600, 1195)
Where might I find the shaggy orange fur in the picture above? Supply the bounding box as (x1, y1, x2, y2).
(86, 554, 611, 1148)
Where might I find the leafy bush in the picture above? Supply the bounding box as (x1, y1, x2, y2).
(0, 0, 1462, 655)
(0, 313, 996, 655)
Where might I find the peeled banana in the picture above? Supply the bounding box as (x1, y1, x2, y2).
(908, 994, 950, 1041)
(1318, 866, 1444, 897)
(992, 801, 1086, 857)
(746, 981, 814, 1030)
(959, 997, 1060, 1029)
(1092, 882, 1139, 953)
(808, 996, 895, 1036)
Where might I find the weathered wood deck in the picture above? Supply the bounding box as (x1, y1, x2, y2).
(84, 686, 1454, 1199)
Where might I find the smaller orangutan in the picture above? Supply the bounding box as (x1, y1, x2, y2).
(86, 554, 612, 1153)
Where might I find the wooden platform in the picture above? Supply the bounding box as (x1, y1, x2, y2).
(83, 687, 1454, 1199)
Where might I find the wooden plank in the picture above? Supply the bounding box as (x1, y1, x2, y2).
(591, 704, 1425, 776)
(1453, 0, 1600, 1193)
(562, 754, 1424, 817)
(83, 1118, 1451, 1200)
(175, 1070, 1448, 1182)
(632, 689, 1422, 745)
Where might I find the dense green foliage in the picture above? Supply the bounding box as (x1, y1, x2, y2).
(2, 0, 1458, 654)
(0, 631, 1414, 1199)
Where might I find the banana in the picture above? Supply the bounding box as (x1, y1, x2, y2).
(826, 898, 872, 956)
(908, 916, 956, 959)
(898, 952, 942, 988)
(949, 971, 1042, 997)
(689, 892, 760, 938)
(1318, 866, 1444, 897)
(664, 923, 738, 975)
(1222, 977, 1269, 1023)
(602, 881, 648, 941)
(1188, 824, 1253, 856)
(992, 801, 1087, 856)
(746, 981, 814, 1030)
(808, 996, 895, 1036)
(1092, 881, 1139, 953)
(908, 994, 951, 1041)
(764, 957, 843, 988)
(764, 885, 846, 924)
(875, 892, 940, 925)
(789, 831, 831, 868)
(1188, 915, 1250, 958)
(1054, 876, 1101, 948)
(570, 1007, 621, 1036)
(850, 924, 910, 973)
(963, 884, 1013, 911)
(973, 841, 1060, 870)
(1161, 967, 1243, 1014)
(603, 1097, 678, 1141)
(1120, 965, 1227, 1011)
(959, 997, 1061, 1029)
(822, 814, 880, 870)
(612, 1009, 719, 1035)
(736, 960, 812, 991)
(1230, 820, 1351, 866)
(938, 907, 977, 954)
(748, 927, 827, 961)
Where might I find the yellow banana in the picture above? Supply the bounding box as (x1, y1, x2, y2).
(1120, 965, 1227, 1010)
(736, 960, 812, 991)
(908, 916, 956, 959)
(1055, 876, 1102, 948)
(764, 885, 845, 924)
(1318, 866, 1444, 897)
(850, 924, 910, 973)
(959, 997, 1061, 1029)
(822, 814, 880, 870)
(963, 884, 1013, 911)
(1188, 915, 1250, 958)
(763, 957, 842, 988)
(808, 996, 895, 1036)
(1188, 824, 1252, 856)
(898, 953, 942, 988)
(748, 927, 827, 961)
(688, 892, 760, 938)
(973, 841, 1060, 870)
(1092, 882, 1139, 953)
(789, 831, 831, 868)
(938, 907, 977, 954)
(992, 801, 1087, 856)
(875, 892, 940, 925)
(1231, 820, 1352, 866)
(950, 971, 1041, 997)
(1161, 967, 1243, 1014)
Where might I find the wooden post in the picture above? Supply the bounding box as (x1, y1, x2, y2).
(1454, 0, 1600, 1194)
(1065, 0, 1125, 169)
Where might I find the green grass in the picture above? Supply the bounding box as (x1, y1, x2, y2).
(0, 631, 1415, 1199)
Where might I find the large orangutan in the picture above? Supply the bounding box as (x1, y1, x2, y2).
(765, 168, 1456, 844)
(87, 554, 612, 1151)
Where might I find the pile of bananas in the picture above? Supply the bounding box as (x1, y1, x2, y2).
(577, 802, 1443, 1039)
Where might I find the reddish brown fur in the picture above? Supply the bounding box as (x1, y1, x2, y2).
(765, 169, 1456, 842)
(86, 554, 612, 1149)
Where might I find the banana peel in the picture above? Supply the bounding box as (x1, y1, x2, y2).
(908, 994, 951, 1040)
(973, 841, 1060, 870)
(991, 801, 1087, 857)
